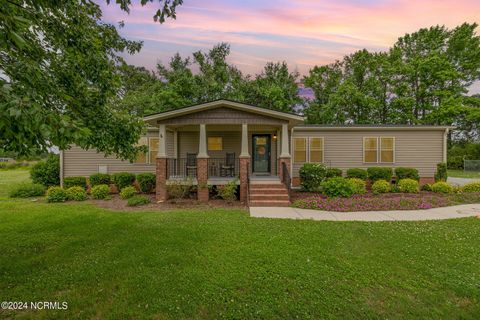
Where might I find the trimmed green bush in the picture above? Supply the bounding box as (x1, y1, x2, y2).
(367, 167, 393, 182)
(462, 182, 480, 193)
(112, 172, 135, 190)
(397, 179, 420, 193)
(89, 173, 111, 187)
(46, 186, 67, 203)
(434, 163, 448, 182)
(346, 168, 368, 180)
(321, 177, 355, 198)
(326, 168, 343, 178)
(431, 181, 453, 194)
(63, 176, 87, 189)
(65, 186, 87, 201)
(421, 183, 432, 192)
(136, 173, 156, 193)
(9, 183, 46, 198)
(120, 186, 137, 199)
(299, 163, 327, 191)
(372, 180, 391, 195)
(217, 180, 238, 202)
(348, 178, 366, 194)
(395, 167, 419, 181)
(127, 195, 150, 206)
(30, 155, 60, 187)
(91, 184, 110, 200)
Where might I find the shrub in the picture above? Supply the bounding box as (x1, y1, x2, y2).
(299, 163, 327, 191)
(321, 177, 355, 198)
(91, 184, 110, 199)
(217, 180, 238, 202)
(120, 186, 137, 199)
(434, 163, 448, 182)
(367, 167, 393, 182)
(167, 179, 194, 199)
(127, 195, 150, 206)
(431, 181, 453, 194)
(112, 172, 135, 190)
(136, 173, 156, 193)
(346, 168, 368, 180)
(395, 167, 419, 181)
(348, 178, 366, 194)
(63, 176, 87, 189)
(9, 183, 46, 198)
(421, 183, 432, 192)
(397, 179, 420, 193)
(46, 186, 67, 203)
(462, 182, 480, 193)
(372, 180, 391, 195)
(65, 186, 87, 201)
(89, 173, 111, 187)
(326, 168, 342, 178)
(30, 155, 60, 187)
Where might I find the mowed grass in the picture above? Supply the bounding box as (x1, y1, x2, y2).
(0, 168, 30, 199)
(448, 169, 480, 179)
(0, 200, 480, 319)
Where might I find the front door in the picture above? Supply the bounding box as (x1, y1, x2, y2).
(252, 134, 271, 174)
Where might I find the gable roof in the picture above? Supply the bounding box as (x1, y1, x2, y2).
(143, 99, 304, 124)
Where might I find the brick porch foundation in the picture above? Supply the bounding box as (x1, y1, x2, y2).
(239, 157, 250, 202)
(278, 157, 291, 182)
(197, 158, 209, 202)
(155, 157, 167, 202)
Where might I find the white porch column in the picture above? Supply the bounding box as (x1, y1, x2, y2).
(198, 124, 209, 158)
(279, 123, 291, 158)
(240, 123, 250, 157)
(157, 124, 167, 158)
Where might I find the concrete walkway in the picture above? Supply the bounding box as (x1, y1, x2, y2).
(448, 177, 480, 186)
(249, 204, 480, 221)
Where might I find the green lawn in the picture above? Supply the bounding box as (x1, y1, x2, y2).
(448, 169, 480, 179)
(1, 170, 480, 318)
(0, 168, 30, 199)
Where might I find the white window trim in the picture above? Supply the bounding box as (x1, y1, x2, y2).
(363, 136, 396, 164)
(379, 137, 395, 164)
(293, 137, 307, 163)
(363, 137, 379, 164)
(308, 137, 324, 163)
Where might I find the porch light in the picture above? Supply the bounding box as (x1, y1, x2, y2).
(273, 134, 277, 140)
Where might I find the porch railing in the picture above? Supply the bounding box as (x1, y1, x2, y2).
(208, 158, 239, 178)
(167, 158, 197, 179)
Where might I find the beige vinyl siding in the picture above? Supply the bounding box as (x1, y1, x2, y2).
(63, 130, 173, 177)
(292, 129, 444, 178)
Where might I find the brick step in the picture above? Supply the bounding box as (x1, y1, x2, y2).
(250, 186, 286, 191)
(248, 184, 283, 189)
(249, 194, 289, 201)
(249, 200, 291, 207)
(249, 188, 288, 194)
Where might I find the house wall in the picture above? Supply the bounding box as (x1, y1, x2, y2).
(291, 129, 444, 182)
(63, 130, 174, 177)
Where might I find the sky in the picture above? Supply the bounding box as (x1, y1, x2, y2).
(98, 0, 480, 94)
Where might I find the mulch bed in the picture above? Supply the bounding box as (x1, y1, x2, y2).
(91, 194, 247, 212)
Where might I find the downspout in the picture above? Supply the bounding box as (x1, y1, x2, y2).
(443, 128, 448, 163)
(290, 126, 294, 188)
(59, 150, 64, 188)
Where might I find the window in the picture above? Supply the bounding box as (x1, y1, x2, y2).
(309, 137, 324, 163)
(208, 137, 222, 151)
(294, 138, 307, 163)
(149, 138, 159, 164)
(363, 137, 378, 163)
(134, 137, 148, 164)
(363, 137, 395, 163)
(380, 137, 395, 163)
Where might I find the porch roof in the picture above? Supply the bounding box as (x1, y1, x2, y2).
(143, 99, 304, 126)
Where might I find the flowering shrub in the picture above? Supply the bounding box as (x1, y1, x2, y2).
(397, 179, 419, 193)
(421, 183, 432, 191)
(46, 186, 67, 203)
(120, 186, 137, 199)
(372, 180, 391, 195)
(463, 182, 480, 193)
(91, 184, 110, 199)
(321, 177, 355, 198)
(348, 178, 366, 194)
(217, 180, 238, 202)
(431, 181, 453, 194)
(66, 186, 87, 201)
(127, 195, 150, 206)
(292, 194, 452, 212)
(346, 168, 368, 180)
(299, 163, 327, 191)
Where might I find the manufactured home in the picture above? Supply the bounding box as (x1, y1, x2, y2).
(61, 100, 450, 206)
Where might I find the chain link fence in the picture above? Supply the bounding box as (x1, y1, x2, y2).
(464, 160, 480, 172)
